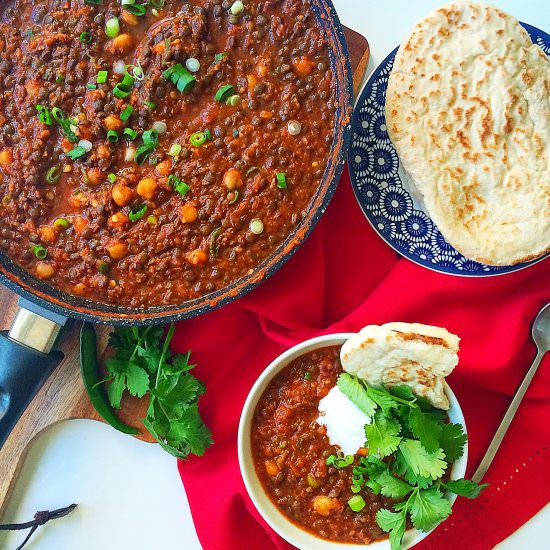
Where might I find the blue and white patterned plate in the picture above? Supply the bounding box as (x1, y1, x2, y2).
(349, 23, 550, 276)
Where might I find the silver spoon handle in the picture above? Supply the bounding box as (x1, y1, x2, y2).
(472, 350, 545, 484)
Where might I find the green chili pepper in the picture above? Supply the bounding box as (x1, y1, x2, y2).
(80, 323, 139, 435)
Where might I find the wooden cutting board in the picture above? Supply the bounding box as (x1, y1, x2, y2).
(0, 27, 369, 518)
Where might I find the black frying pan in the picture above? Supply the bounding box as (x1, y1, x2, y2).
(0, 0, 353, 448)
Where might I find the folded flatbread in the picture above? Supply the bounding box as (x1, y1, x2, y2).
(340, 323, 460, 409)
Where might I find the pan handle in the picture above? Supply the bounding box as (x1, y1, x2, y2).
(0, 332, 63, 448)
(0, 301, 67, 450)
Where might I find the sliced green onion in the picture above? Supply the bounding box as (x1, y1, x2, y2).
(46, 166, 60, 183)
(151, 8, 159, 16)
(107, 130, 119, 143)
(65, 146, 87, 160)
(107, 173, 117, 183)
(127, 64, 144, 81)
(146, 215, 157, 224)
(204, 128, 212, 141)
(185, 57, 200, 73)
(214, 52, 228, 62)
(123, 128, 138, 140)
(249, 219, 264, 234)
(35, 105, 52, 125)
(228, 190, 239, 204)
(226, 94, 241, 107)
(208, 227, 222, 256)
(98, 261, 109, 274)
(276, 172, 287, 189)
(53, 218, 70, 229)
(163, 63, 196, 93)
(129, 203, 147, 222)
(348, 495, 366, 512)
(168, 175, 190, 196)
(144, 100, 156, 109)
(84, 0, 102, 5)
(56, 73, 65, 83)
(51, 107, 79, 142)
(168, 143, 181, 157)
(230, 1, 245, 16)
(120, 70, 135, 89)
(79, 31, 92, 44)
(134, 145, 152, 164)
(150, 0, 164, 7)
(86, 82, 97, 90)
(215, 84, 234, 102)
(121, 0, 135, 4)
(97, 70, 108, 84)
(105, 17, 120, 39)
(142, 129, 158, 148)
(122, 3, 147, 15)
(31, 244, 47, 259)
(120, 105, 133, 121)
(189, 131, 206, 147)
(113, 84, 131, 99)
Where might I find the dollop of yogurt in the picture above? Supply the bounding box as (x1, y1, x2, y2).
(317, 386, 371, 456)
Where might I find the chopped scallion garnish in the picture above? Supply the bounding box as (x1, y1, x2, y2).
(168, 143, 181, 157)
(144, 100, 156, 109)
(129, 203, 147, 222)
(189, 131, 207, 147)
(168, 174, 190, 196)
(30, 244, 47, 259)
(79, 31, 93, 44)
(105, 17, 120, 38)
(107, 130, 119, 143)
(215, 84, 234, 102)
(276, 172, 287, 189)
(163, 63, 196, 93)
(122, 3, 147, 16)
(97, 70, 108, 84)
(46, 166, 60, 184)
(35, 105, 52, 125)
(107, 173, 117, 183)
(53, 218, 70, 229)
(65, 146, 87, 160)
(123, 128, 138, 140)
(86, 83, 97, 90)
(120, 105, 133, 121)
(51, 107, 79, 142)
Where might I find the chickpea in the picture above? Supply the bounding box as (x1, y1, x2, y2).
(97, 144, 111, 159)
(180, 204, 198, 224)
(38, 226, 57, 244)
(86, 167, 105, 186)
(36, 261, 55, 280)
(293, 56, 316, 78)
(106, 33, 134, 55)
(25, 79, 41, 99)
(137, 177, 158, 200)
(313, 496, 342, 517)
(103, 115, 123, 132)
(186, 249, 208, 266)
(61, 138, 73, 153)
(107, 242, 128, 260)
(223, 169, 243, 190)
(112, 184, 134, 206)
(109, 212, 129, 228)
(0, 148, 13, 167)
(264, 461, 279, 477)
(73, 283, 87, 295)
(73, 216, 88, 233)
(155, 159, 172, 176)
(120, 10, 138, 26)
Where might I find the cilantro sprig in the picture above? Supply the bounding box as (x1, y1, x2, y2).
(327, 374, 487, 550)
(98, 324, 213, 459)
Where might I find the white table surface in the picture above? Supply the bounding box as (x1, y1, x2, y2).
(1, 1, 549, 549)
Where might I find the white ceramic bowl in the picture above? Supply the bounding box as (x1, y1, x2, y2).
(238, 333, 468, 550)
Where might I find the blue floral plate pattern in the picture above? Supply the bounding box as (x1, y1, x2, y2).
(349, 23, 550, 276)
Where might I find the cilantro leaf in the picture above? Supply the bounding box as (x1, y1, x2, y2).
(367, 387, 398, 415)
(439, 422, 468, 461)
(337, 373, 377, 416)
(125, 363, 150, 398)
(376, 508, 407, 550)
(377, 470, 414, 499)
(409, 407, 442, 453)
(398, 439, 447, 480)
(443, 479, 488, 499)
(165, 404, 213, 457)
(389, 385, 416, 401)
(365, 411, 402, 457)
(410, 488, 452, 532)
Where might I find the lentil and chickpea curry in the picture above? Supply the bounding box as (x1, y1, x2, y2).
(0, 0, 336, 307)
(251, 346, 400, 545)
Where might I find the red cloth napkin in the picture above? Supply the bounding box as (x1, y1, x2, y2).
(173, 169, 550, 550)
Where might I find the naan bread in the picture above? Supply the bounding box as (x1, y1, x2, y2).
(386, 2, 550, 266)
(340, 323, 460, 409)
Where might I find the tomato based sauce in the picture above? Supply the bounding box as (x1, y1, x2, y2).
(251, 346, 398, 544)
(0, 0, 336, 306)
